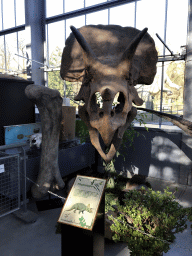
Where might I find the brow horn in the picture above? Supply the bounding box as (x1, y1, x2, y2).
(122, 27, 148, 61)
(70, 26, 96, 60)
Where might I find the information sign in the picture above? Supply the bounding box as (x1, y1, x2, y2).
(58, 175, 106, 230)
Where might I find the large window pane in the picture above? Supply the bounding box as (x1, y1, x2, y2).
(3, 0, 15, 29)
(136, 60, 185, 125)
(135, 62, 163, 124)
(47, 21, 65, 60)
(110, 3, 135, 27)
(46, 0, 63, 17)
(0, 36, 5, 71)
(0, 3, 2, 30)
(47, 20, 66, 98)
(86, 0, 107, 7)
(136, 0, 165, 56)
(86, 9, 108, 25)
(65, 0, 84, 13)
(5, 33, 17, 71)
(17, 30, 27, 79)
(166, 0, 188, 55)
(162, 61, 184, 115)
(16, 0, 25, 26)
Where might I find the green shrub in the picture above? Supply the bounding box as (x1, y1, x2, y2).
(109, 187, 188, 256)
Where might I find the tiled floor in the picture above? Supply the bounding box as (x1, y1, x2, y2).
(0, 177, 191, 256)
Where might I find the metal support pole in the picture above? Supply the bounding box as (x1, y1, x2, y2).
(184, 0, 192, 121)
(21, 147, 27, 212)
(180, 0, 192, 186)
(159, 0, 168, 127)
(134, 1, 137, 28)
(25, 0, 46, 85)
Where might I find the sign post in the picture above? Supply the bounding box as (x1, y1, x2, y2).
(58, 175, 106, 256)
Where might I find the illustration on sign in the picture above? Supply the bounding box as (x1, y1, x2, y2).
(58, 175, 106, 230)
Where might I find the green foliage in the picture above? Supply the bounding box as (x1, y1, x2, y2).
(48, 47, 64, 97)
(105, 192, 119, 212)
(48, 46, 74, 99)
(185, 207, 192, 221)
(185, 207, 192, 235)
(75, 120, 89, 144)
(109, 187, 188, 256)
(55, 222, 62, 234)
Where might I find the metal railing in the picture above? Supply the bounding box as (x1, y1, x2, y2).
(0, 152, 20, 218)
(0, 142, 28, 218)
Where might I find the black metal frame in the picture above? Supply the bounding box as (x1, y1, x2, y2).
(46, 0, 139, 24)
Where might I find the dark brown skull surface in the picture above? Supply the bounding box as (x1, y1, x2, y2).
(60, 25, 157, 162)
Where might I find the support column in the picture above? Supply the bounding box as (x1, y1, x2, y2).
(25, 0, 46, 86)
(180, 0, 192, 185)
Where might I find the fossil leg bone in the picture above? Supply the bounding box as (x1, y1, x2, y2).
(25, 85, 65, 198)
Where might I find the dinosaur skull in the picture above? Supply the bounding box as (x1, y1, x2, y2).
(60, 25, 157, 162)
(30, 133, 42, 149)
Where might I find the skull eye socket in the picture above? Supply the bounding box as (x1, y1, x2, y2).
(95, 92, 103, 108)
(113, 92, 125, 114)
(91, 92, 103, 112)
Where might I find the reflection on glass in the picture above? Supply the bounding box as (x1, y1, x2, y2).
(110, 3, 135, 27)
(135, 60, 184, 125)
(162, 61, 184, 115)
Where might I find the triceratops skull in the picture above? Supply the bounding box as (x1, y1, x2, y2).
(60, 25, 157, 162)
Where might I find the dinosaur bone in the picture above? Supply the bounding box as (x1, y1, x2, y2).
(137, 107, 192, 137)
(25, 85, 65, 198)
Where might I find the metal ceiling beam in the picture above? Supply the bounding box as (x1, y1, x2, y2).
(158, 54, 185, 62)
(0, 25, 25, 36)
(46, 0, 139, 24)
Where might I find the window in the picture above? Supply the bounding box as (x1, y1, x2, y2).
(110, 3, 135, 27)
(0, 0, 188, 126)
(46, 0, 63, 18)
(2, 0, 15, 30)
(86, 9, 108, 25)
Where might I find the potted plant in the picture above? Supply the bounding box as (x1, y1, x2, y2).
(108, 186, 188, 256)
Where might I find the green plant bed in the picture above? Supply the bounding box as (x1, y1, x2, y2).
(108, 186, 188, 256)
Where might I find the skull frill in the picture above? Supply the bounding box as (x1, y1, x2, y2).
(60, 25, 158, 162)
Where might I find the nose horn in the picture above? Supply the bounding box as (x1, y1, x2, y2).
(99, 127, 116, 147)
(96, 117, 118, 147)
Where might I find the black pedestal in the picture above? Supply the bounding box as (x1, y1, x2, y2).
(61, 194, 105, 256)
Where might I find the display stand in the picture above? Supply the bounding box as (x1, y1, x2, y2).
(61, 190, 105, 256)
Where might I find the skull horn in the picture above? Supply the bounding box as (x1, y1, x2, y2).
(122, 27, 148, 61)
(70, 26, 97, 60)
